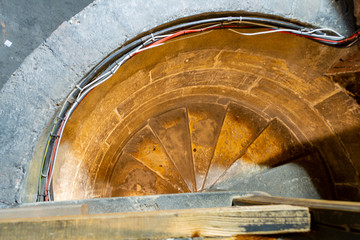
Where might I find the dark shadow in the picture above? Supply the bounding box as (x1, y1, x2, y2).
(210, 126, 360, 202)
(331, 73, 360, 104)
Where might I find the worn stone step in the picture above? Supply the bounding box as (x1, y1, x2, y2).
(149, 108, 195, 191)
(202, 103, 268, 190)
(122, 125, 190, 193)
(210, 118, 303, 189)
(187, 103, 227, 191)
(108, 153, 180, 197)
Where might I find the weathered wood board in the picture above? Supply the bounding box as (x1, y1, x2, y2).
(233, 195, 360, 229)
(0, 204, 309, 239)
(232, 195, 360, 212)
(0, 204, 88, 220)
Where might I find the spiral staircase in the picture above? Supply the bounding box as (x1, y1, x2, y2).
(51, 29, 359, 203)
(108, 101, 322, 197)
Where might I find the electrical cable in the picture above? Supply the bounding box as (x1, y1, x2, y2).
(37, 15, 360, 201)
(228, 27, 344, 40)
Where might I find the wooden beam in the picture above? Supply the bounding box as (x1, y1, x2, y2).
(232, 195, 360, 212)
(233, 195, 360, 228)
(0, 205, 309, 239)
(0, 204, 88, 220)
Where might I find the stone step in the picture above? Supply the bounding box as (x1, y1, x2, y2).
(202, 103, 268, 189)
(109, 101, 321, 198)
(187, 103, 227, 191)
(149, 108, 195, 191)
(109, 153, 180, 196)
(122, 125, 190, 193)
(211, 118, 303, 188)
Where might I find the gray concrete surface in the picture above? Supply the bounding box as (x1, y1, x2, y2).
(21, 191, 256, 214)
(0, 0, 94, 89)
(0, 0, 357, 208)
(211, 154, 333, 199)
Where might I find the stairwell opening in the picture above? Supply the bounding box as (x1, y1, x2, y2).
(49, 28, 360, 201)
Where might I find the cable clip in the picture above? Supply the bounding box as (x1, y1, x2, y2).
(67, 97, 75, 104)
(151, 33, 155, 42)
(111, 64, 119, 74)
(301, 28, 309, 33)
(75, 98, 81, 104)
(50, 133, 60, 138)
(239, 16, 243, 23)
(75, 84, 83, 92)
(57, 116, 65, 121)
(140, 36, 147, 44)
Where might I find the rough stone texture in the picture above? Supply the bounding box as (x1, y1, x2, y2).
(0, 0, 94, 89)
(0, 0, 357, 207)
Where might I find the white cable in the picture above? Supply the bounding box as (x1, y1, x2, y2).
(48, 71, 115, 190)
(228, 28, 344, 40)
(305, 27, 343, 37)
(135, 42, 165, 54)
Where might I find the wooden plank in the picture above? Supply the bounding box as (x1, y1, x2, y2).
(0, 204, 88, 220)
(0, 205, 310, 239)
(232, 195, 360, 212)
(233, 195, 360, 228)
(200, 237, 277, 240)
